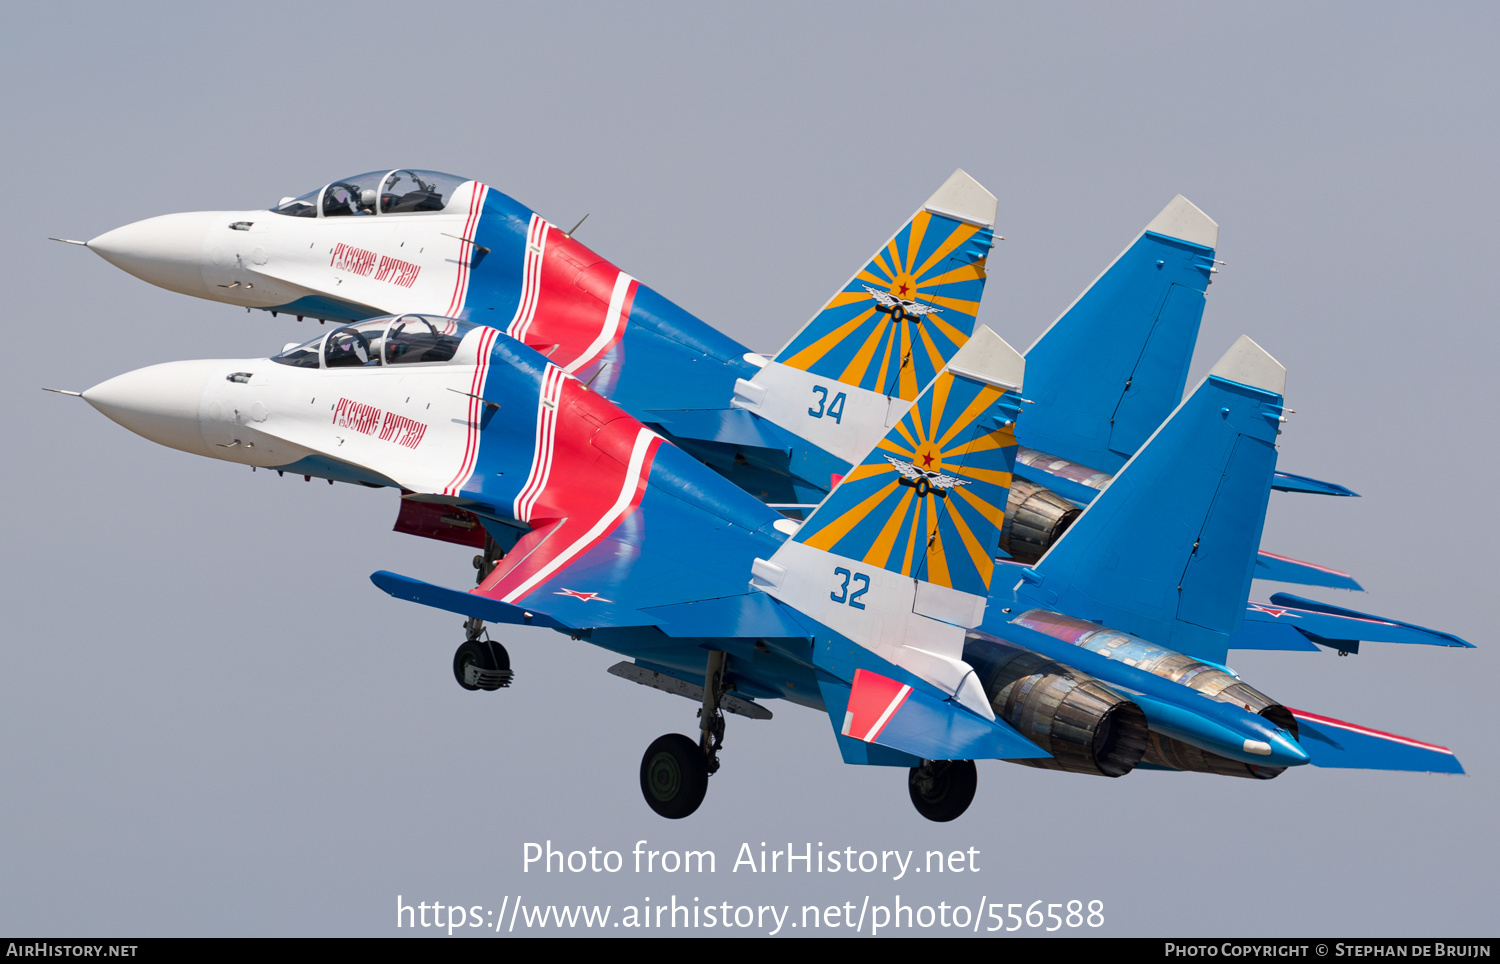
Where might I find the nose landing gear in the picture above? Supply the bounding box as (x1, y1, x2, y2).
(451, 534, 513, 691)
(453, 637, 513, 691)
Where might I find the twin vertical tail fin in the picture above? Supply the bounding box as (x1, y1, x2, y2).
(1015, 335, 1285, 666)
(733, 170, 998, 467)
(752, 326, 1024, 717)
(1019, 195, 1219, 475)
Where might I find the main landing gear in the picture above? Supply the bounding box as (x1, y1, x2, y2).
(639, 651, 726, 819)
(908, 759, 977, 822)
(451, 535, 513, 692)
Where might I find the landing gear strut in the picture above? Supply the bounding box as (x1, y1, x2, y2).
(451, 534, 512, 691)
(697, 649, 727, 774)
(639, 651, 725, 819)
(908, 759, 977, 822)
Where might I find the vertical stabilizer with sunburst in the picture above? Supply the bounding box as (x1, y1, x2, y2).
(732, 170, 998, 468)
(749, 326, 1023, 718)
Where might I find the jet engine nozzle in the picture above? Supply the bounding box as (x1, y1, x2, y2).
(963, 635, 1149, 777)
(83, 360, 220, 457)
(88, 211, 222, 297)
(1008, 609, 1309, 777)
(999, 477, 1081, 563)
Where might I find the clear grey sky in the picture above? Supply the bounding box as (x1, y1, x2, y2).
(2, 1, 1495, 937)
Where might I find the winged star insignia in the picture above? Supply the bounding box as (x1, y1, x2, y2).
(885, 454, 970, 496)
(862, 284, 943, 320)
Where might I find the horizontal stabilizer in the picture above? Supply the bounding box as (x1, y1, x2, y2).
(1015, 459, 1360, 508)
(1233, 596, 1474, 653)
(1227, 614, 1320, 652)
(1271, 470, 1359, 497)
(1267, 593, 1474, 648)
(1254, 551, 1364, 591)
(1290, 708, 1463, 773)
(836, 668, 1046, 762)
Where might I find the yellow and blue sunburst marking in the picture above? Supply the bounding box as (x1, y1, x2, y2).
(775, 211, 993, 400)
(794, 370, 1020, 596)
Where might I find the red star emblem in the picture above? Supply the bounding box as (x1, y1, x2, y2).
(557, 589, 608, 602)
(897, 282, 910, 296)
(1249, 604, 1298, 618)
(921, 451, 935, 467)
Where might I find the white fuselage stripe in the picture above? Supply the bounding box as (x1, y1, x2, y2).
(564, 272, 634, 374)
(501, 428, 655, 604)
(863, 685, 911, 741)
(446, 183, 487, 316)
(507, 215, 548, 343)
(443, 326, 498, 495)
(514, 365, 563, 521)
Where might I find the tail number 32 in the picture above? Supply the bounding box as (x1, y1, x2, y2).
(831, 567, 869, 609)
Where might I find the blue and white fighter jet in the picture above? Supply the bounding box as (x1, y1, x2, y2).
(66, 312, 1467, 820)
(66, 168, 1359, 586)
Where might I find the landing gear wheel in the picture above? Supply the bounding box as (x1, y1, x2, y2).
(452, 639, 513, 691)
(640, 734, 709, 819)
(908, 759, 977, 822)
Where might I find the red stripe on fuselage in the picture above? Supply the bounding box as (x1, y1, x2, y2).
(474, 378, 661, 604)
(508, 229, 635, 374)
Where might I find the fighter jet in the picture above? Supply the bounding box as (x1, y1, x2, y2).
(63, 315, 1467, 820)
(67, 168, 1358, 587)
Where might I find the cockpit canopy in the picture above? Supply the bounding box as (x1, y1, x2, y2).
(270, 170, 469, 218)
(273, 315, 480, 369)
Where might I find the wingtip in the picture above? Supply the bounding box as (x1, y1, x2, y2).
(1208, 335, 1286, 395)
(923, 169, 998, 228)
(1144, 194, 1218, 249)
(946, 325, 1024, 391)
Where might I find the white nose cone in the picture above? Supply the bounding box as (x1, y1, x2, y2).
(88, 211, 220, 297)
(83, 360, 219, 456)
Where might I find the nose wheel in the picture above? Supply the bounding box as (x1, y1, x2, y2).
(908, 759, 977, 822)
(453, 638, 513, 691)
(451, 535, 513, 691)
